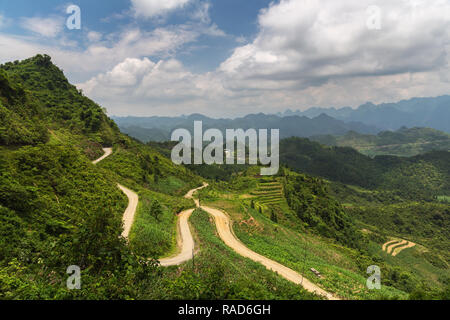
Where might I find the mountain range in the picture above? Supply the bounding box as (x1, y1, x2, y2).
(1, 55, 449, 300)
(114, 96, 450, 144)
(280, 96, 450, 133)
(113, 113, 380, 143)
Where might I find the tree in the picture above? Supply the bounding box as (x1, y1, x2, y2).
(151, 200, 163, 221)
(270, 208, 278, 223)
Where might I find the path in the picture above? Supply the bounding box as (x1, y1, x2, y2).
(118, 184, 139, 239)
(92, 148, 113, 165)
(159, 183, 208, 266)
(92, 149, 338, 299)
(201, 204, 339, 300)
(92, 148, 138, 240)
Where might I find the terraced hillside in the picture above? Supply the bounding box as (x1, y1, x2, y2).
(251, 179, 285, 207)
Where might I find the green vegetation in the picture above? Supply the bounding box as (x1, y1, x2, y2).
(311, 127, 450, 157)
(283, 173, 364, 249)
(197, 163, 449, 299)
(148, 208, 320, 300)
(0, 55, 448, 300)
(129, 190, 192, 259)
(280, 137, 450, 200)
(197, 176, 407, 299)
(0, 55, 201, 299)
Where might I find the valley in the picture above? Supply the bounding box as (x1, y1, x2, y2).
(0, 55, 448, 301)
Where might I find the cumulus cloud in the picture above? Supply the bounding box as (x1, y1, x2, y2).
(87, 31, 102, 43)
(0, 26, 199, 82)
(75, 0, 450, 117)
(3, 0, 450, 117)
(131, 0, 192, 18)
(220, 0, 450, 91)
(20, 16, 64, 38)
(78, 57, 228, 115)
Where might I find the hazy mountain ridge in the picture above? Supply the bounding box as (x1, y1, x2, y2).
(113, 113, 380, 143)
(280, 96, 450, 133)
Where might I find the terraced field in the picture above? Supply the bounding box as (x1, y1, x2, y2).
(251, 179, 286, 207)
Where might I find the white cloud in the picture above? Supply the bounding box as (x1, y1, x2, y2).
(20, 16, 64, 38)
(87, 31, 102, 43)
(131, 0, 192, 18)
(220, 0, 450, 91)
(235, 36, 247, 44)
(78, 57, 229, 116)
(3, 0, 450, 117)
(190, 1, 211, 23)
(0, 25, 199, 82)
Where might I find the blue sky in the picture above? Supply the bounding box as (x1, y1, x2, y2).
(0, 0, 449, 117)
(0, 0, 269, 72)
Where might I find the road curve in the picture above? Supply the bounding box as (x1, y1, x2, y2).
(92, 148, 113, 165)
(118, 184, 139, 239)
(200, 205, 339, 300)
(159, 183, 209, 266)
(93, 149, 337, 299)
(92, 148, 139, 240)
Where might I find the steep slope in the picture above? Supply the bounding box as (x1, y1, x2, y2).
(0, 55, 202, 299)
(196, 169, 410, 299)
(1, 55, 322, 301)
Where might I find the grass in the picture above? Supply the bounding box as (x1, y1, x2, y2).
(250, 179, 286, 207)
(128, 189, 193, 259)
(140, 208, 322, 300)
(367, 241, 449, 290)
(199, 187, 409, 300)
(437, 195, 450, 203)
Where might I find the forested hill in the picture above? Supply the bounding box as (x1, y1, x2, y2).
(0, 55, 201, 299)
(0, 54, 120, 149)
(310, 127, 450, 157)
(280, 137, 450, 200)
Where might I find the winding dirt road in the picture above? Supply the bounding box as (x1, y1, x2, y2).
(118, 184, 139, 239)
(92, 148, 113, 165)
(159, 183, 208, 267)
(92, 148, 138, 240)
(92, 150, 336, 299)
(201, 205, 339, 300)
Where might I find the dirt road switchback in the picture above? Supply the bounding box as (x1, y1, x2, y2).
(201, 205, 339, 300)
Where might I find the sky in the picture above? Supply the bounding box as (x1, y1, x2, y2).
(0, 0, 449, 117)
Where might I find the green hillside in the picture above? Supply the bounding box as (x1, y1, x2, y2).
(280, 137, 450, 200)
(0, 55, 203, 299)
(0, 55, 448, 300)
(197, 166, 449, 299)
(311, 127, 450, 157)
